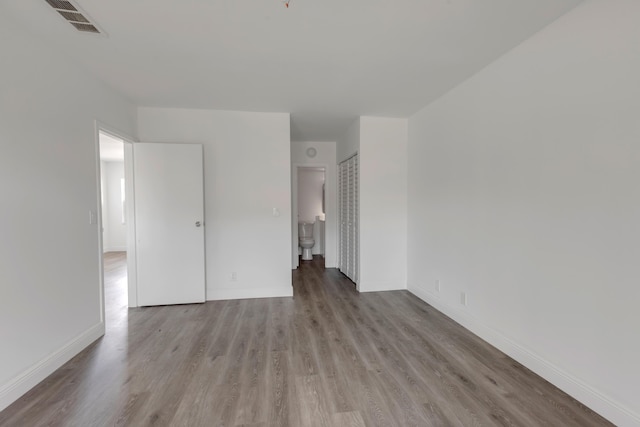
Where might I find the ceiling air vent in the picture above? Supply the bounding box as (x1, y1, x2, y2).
(45, 0, 104, 34)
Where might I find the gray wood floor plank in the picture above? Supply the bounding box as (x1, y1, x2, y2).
(0, 253, 613, 427)
(331, 411, 366, 427)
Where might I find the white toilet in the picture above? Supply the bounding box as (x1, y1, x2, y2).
(298, 222, 315, 261)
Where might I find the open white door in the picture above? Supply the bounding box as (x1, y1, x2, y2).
(134, 143, 205, 306)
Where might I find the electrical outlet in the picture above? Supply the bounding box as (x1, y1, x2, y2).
(435, 280, 441, 293)
(231, 272, 237, 281)
(460, 292, 467, 306)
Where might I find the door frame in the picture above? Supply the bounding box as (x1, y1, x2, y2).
(94, 121, 139, 321)
(291, 163, 329, 269)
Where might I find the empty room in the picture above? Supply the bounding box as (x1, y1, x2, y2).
(1, 0, 638, 426)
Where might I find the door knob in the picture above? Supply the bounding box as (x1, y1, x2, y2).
(195, 221, 202, 227)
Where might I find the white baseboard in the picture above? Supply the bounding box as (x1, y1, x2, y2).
(207, 286, 293, 301)
(359, 281, 407, 293)
(0, 322, 105, 412)
(104, 246, 127, 252)
(408, 285, 640, 427)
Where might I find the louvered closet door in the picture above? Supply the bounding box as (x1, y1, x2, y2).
(352, 155, 359, 284)
(339, 161, 348, 273)
(346, 158, 355, 280)
(338, 154, 359, 284)
(337, 163, 342, 271)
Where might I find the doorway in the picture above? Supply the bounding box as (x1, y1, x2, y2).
(97, 130, 207, 314)
(98, 131, 128, 322)
(96, 125, 137, 330)
(293, 166, 326, 268)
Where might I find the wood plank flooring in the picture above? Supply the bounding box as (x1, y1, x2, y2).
(0, 253, 612, 426)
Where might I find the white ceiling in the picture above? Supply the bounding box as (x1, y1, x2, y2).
(3, 0, 581, 141)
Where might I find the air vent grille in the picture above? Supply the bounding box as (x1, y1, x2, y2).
(45, 0, 104, 35)
(57, 11, 89, 23)
(70, 22, 100, 33)
(45, 0, 77, 11)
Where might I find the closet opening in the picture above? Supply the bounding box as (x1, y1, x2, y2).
(337, 153, 359, 288)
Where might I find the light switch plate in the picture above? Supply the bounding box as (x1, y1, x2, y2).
(89, 210, 97, 225)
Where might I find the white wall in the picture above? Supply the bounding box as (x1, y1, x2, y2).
(297, 169, 324, 224)
(335, 116, 408, 291)
(137, 107, 292, 301)
(104, 162, 127, 252)
(359, 117, 408, 292)
(291, 141, 338, 268)
(337, 118, 360, 163)
(407, 1, 640, 425)
(0, 14, 136, 410)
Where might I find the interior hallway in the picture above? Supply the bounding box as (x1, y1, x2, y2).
(0, 256, 611, 426)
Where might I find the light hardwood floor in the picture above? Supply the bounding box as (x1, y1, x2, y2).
(0, 253, 612, 426)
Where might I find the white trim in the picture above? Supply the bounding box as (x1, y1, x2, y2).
(359, 281, 407, 293)
(207, 287, 293, 301)
(123, 141, 137, 308)
(94, 124, 106, 325)
(0, 322, 104, 412)
(408, 284, 640, 427)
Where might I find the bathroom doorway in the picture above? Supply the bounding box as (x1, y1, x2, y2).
(293, 166, 326, 268)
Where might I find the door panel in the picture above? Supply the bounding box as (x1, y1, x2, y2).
(134, 143, 205, 306)
(338, 155, 359, 285)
